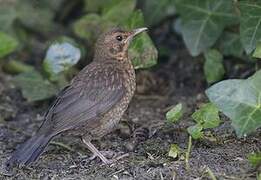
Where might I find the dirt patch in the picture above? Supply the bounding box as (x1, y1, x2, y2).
(0, 27, 260, 180)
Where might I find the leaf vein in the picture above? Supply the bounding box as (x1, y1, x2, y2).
(249, 18, 261, 50)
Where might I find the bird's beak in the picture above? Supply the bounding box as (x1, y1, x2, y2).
(132, 27, 148, 37)
(125, 27, 148, 44)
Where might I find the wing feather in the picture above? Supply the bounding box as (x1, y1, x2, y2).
(41, 62, 125, 134)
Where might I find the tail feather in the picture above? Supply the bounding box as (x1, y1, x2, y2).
(6, 133, 53, 169)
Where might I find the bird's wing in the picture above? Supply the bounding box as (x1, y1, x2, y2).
(42, 62, 126, 134)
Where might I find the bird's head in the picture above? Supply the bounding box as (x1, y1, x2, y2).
(94, 27, 148, 61)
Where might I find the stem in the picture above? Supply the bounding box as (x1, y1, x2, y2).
(206, 167, 217, 180)
(185, 136, 192, 170)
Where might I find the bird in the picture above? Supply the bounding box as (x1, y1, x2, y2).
(6, 27, 148, 169)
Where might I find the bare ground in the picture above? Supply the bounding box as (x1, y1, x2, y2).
(0, 31, 260, 180)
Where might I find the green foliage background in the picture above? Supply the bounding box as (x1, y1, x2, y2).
(0, 0, 260, 137)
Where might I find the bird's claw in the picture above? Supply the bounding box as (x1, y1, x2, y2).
(88, 151, 129, 165)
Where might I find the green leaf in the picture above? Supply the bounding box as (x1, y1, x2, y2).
(13, 70, 58, 102)
(248, 152, 261, 168)
(0, 2, 17, 32)
(218, 32, 244, 57)
(129, 33, 158, 69)
(239, 1, 261, 54)
(0, 0, 60, 35)
(142, 0, 176, 26)
(43, 37, 81, 79)
(124, 10, 144, 29)
(73, 14, 104, 43)
(206, 70, 261, 137)
(16, 1, 56, 33)
(100, 0, 123, 14)
(253, 41, 261, 59)
(38, 0, 65, 12)
(0, 31, 18, 58)
(84, 0, 107, 13)
(125, 11, 158, 69)
(73, 11, 158, 70)
(73, 0, 136, 41)
(2, 60, 34, 74)
(192, 103, 221, 129)
(187, 124, 204, 139)
(168, 144, 181, 159)
(166, 103, 183, 123)
(204, 49, 225, 84)
(0, 2, 27, 44)
(174, 0, 238, 56)
(102, 0, 136, 23)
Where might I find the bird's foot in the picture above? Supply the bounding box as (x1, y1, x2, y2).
(82, 138, 128, 165)
(89, 151, 129, 165)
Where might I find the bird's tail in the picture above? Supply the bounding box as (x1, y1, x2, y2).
(6, 133, 53, 169)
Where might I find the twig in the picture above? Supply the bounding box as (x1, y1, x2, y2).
(215, 173, 242, 180)
(206, 167, 217, 180)
(158, 170, 164, 180)
(185, 136, 192, 170)
(172, 171, 177, 180)
(108, 168, 125, 177)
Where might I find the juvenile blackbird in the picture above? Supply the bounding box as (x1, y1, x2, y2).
(6, 27, 148, 168)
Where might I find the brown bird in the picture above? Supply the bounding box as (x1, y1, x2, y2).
(6, 27, 148, 168)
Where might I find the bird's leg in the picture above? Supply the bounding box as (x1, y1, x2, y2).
(82, 136, 129, 165)
(82, 137, 112, 164)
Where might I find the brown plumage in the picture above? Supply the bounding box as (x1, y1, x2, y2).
(6, 27, 148, 168)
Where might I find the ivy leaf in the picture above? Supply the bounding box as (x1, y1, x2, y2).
(174, 0, 238, 56)
(0, 0, 61, 35)
(168, 144, 181, 159)
(74, 8, 158, 69)
(218, 32, 244, 57)
(16, 1, 56, 34)
(253, 41, 261, 59)
(166, 103, 183, 123)
(188, 103, 221, 140)
(129, 33, 158, 69)
(192, 103, 221, 129)
(84, 0, 108, 13)
(13, 70, 58, 102)
(142, 0, 176, 26)
(102, 0, 136, 23)
(0, 2, 17, 32)
(43, 37, 81, 80)
(74, 0, 136, 43)
(187, 124, 204, 139)
(248, 152, 261, 168)
(3, 60, 34, 75)
(206, 70, 261, 137)
(39, 0, 65, 12)
(125, 11, 158, 69)
(73, 14, 104, 43)
(239, 1, 261, 54)
(0, 31, 19, 58)
(204, 49, 225, 84)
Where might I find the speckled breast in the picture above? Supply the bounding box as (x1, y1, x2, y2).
(89, 62, 136, 139)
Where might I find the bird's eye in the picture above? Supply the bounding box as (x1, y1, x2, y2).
(116, 35, 123, 41)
